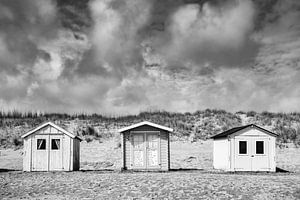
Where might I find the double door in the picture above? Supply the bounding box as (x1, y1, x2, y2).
(132, 132, 160, 169)
(32, 134, 63, 171)
(234, 137, 270, 171)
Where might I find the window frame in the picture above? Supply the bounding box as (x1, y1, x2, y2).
(37, 139, 46, 150)
(51, 139, 61, 150)
(132, 134, 144, 149)
(147, 134, 158, 149)
(255, 140, 265, 155)
(238, 141, 248, 155)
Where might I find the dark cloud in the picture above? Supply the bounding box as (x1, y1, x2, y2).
(65, 0, 151, 79)
(56, 0, 92, 32)
(252, 0, 280, 30)
(0, 0, 59, 76)
(154, 0, 259, 70)
(0, 0, 299, 113)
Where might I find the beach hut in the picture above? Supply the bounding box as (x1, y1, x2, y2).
(118, 121, 173, 171)
(211, 124, 277, 172)
(21, 121, 82, 171)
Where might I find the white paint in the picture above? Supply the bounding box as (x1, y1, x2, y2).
(32, 135, 48, 171)
(22, 122, 81, 172)
(22, 121, 82, 140)
(119, 121, 173, 133)
(22, 137, 31, 171)
(235, 128, 271, 137)
(213, 138, 229, 170)
(213, 126, 276, 172)
(49, 135, 63, 171)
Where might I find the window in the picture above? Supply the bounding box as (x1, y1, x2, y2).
(51, 139, 60, 150)
(256, 141, 264, 154)
(239, 141, 247, 154)
(148, 135, 158, 148)
(37, 139, 46, 150)
(133, 135, 144, 149)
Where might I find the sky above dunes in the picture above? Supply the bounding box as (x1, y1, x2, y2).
(0, 0, 299, 114)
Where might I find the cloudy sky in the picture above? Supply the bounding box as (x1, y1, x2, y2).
(0, 0, 299, 114)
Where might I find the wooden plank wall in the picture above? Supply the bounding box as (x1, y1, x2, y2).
(122, 125, 170, 171)
(23, 137, 31, 171)
(73, 139, 80, 171)
(124, 131, 131, 169)
(23, 124, 78, 171)
(160, 130, 169, 170)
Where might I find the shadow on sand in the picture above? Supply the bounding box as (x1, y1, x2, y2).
(170, 168, 204, 172)
(276, 167, 290, 173)
(80, 169, 115, 173)
(0, 168, 291, 174)
(0, 168, 19, 173)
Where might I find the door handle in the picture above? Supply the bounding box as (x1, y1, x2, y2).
(251, 155, 254, 157)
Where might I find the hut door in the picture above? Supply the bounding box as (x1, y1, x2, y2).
(146, 134, 159, 168)
(49, 135, 63, 170)
(251, 138, 269, 171)
(234, 138, 270, 171)
(132, 134, 146, 168)
(234, 138, 252, 171)
(32, 135, 48, 171)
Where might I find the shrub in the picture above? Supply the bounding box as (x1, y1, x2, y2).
(246, 111, 257, 117)
(12, 136, 23, 146)
(84, 135, 94, 143)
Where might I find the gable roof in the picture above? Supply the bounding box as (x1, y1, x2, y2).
(210, 124, 278, 139)
(118, 121, 173, 133)
(21, 121, 82, 141)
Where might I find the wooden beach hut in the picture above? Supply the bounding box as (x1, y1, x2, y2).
(211, 124, 277, 172)
(21, 122, 82, 171)
(119, 121, 173, 171)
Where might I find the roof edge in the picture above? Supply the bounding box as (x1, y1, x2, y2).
(21, 121, 81, 141)
(210, 124, 278, 139)
(209, 125, 250, 139)
(118, 121, 173, 133)
(251, 124, 278, 137)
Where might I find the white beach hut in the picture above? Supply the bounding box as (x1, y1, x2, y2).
(211, 124, 277, 172)
(21, 121, 82, 171)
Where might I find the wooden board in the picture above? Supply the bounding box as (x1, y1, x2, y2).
(132, 134, 145, 168)
(49, 135, 63, 171)
(146, 134, 159, 167)
(233, 137, 270, 171)
(32, 135, 48, 171)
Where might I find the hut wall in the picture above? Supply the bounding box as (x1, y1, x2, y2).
(23, 137, 32, 171)
(122, 125, 170, 171)
(73, 139, 80, 171)
(213, 138, 229, 170)
(22, 124, 79, 171)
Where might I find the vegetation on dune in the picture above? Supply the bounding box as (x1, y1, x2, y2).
(0, 109, 300, 148)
